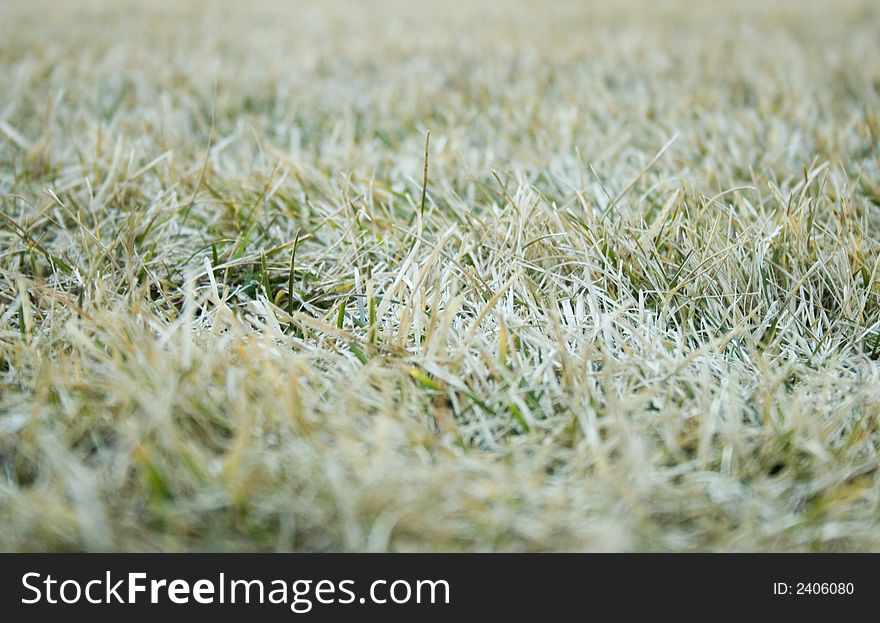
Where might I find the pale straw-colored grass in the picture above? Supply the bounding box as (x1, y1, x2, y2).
(1, 0, 879, 551)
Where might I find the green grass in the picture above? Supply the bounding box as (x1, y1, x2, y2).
(1, 0, 879, 551)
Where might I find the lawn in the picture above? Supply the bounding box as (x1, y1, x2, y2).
(1, 0, 879, 551)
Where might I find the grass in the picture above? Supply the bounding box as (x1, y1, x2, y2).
(0, 0, 879, 552)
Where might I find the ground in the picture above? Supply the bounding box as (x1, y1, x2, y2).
(1, 0, 879, 551)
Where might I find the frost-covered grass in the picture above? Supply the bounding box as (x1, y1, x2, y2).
(1, 0, 879, 551)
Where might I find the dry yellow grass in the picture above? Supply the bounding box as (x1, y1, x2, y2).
(1, 0, 879, 551)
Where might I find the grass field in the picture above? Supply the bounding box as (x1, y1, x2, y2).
(1, 0, 879, 551)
